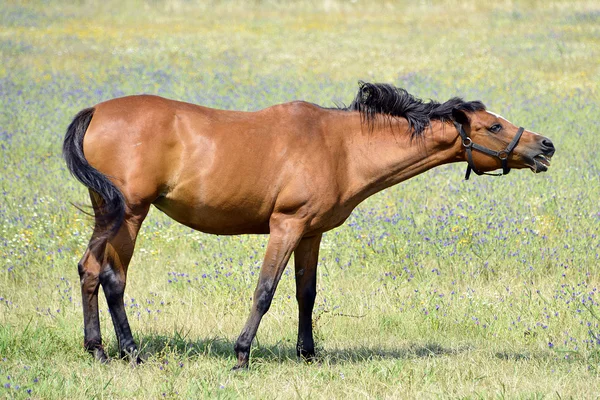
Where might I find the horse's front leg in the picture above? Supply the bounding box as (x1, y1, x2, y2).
(294, 234, 322, 362)
(233, 214, 307, 369)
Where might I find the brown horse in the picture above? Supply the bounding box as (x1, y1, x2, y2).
(63, 82, 555, 368)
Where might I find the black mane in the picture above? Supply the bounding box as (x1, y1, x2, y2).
(345, 82, 486, 137)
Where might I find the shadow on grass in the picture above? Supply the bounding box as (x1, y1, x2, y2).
(127, 332, 473, 365)
(494, 351, 532, 361)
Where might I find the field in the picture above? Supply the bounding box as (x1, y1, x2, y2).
(1, 0, 599, 398)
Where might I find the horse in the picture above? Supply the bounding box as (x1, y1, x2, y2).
(63, 82, 555, 369)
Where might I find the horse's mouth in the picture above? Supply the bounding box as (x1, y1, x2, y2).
(528, 154, 552, 173)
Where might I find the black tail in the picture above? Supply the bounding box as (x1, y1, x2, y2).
(63, 108, 125, 239)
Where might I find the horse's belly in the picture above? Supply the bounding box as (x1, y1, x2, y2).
(152, 196, 271, 235)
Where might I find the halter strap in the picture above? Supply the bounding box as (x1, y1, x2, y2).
(453, 121, 524, 180)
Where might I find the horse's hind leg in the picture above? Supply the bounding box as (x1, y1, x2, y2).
(79, 192, 110, 361)
(79, 232, 109, 361)
(101, 203, 149, 363)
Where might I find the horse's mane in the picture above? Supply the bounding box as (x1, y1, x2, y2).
(344, 81, 486, 137)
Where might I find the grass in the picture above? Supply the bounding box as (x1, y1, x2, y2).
(1, 0, 600, 398)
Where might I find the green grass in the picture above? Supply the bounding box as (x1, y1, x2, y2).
(1, 0, 600, 398)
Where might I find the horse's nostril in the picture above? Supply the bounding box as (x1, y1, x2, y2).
(542, 138, 555, 149)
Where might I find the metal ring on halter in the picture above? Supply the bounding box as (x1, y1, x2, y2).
(462, 137, 472, 147)
(497, 150, 509, 160)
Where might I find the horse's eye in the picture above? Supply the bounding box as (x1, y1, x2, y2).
(489, 124, 502, 133)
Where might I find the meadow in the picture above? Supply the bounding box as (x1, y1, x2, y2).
(1, 0, 599, 398)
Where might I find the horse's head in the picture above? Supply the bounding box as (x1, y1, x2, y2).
(451, 108, 555, 179)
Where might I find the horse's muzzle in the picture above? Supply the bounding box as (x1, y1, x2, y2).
(528, 137, 555, 173)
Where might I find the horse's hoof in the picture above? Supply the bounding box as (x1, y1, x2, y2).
(92, 347, 109, 364)
(121, 349, 143, 366)
(297, 348, 316, 363)
(130, 355, 143, 366)
(231, 361, 249, 371)
(232, 349, 249, 371)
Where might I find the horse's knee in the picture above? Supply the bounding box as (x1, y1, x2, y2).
(255, 284, 275, 315)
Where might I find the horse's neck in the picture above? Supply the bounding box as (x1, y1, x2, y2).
(340, 116, 461, 204)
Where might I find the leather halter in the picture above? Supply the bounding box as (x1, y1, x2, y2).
(453, 121, 524, 180)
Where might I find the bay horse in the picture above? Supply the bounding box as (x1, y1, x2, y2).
(63, 82, 555, 368)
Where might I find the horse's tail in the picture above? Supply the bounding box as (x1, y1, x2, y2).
(63, 107, 125, 239)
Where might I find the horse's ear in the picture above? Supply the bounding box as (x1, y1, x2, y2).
(451, 108, 470, 126)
